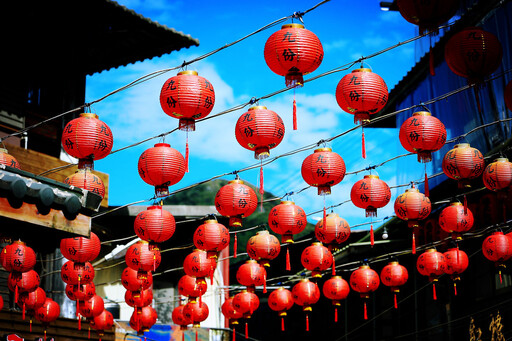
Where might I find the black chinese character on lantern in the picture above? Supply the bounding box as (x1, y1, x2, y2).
(204, 79, 213, 90)
(282, 31, 296, 42)
(282, 49, 296, 61)
(244, 127, 254, 138)
(166, 96, 177, 108)
(349, 91, 360, 101)
(348, 75, 360, 85)
(204, 96, 213, 109)
(166, 80, 177, 91)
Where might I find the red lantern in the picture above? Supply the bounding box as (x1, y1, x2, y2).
(442, 143, 485, 188)
(222, 297, 244, 326)
(134, 205, 176, 248)
(60, 232, 101, 265)
(35, 298, 60, 339)
(80, 295, 104, 319)
(336, 68, 388, 124)
(61, 113, 113, 169)
(246, 230, 281, 267)
(183, 249, 215, 285)
(61, 261, 94, 286)
(183, 300, 209, 327)
(18, 287, 46, 322)
(125, 288, 153, 308)
(350, 265, 380, 320)
(159, 70, 215, 131)
(482, 231, 512, 282)
(444, 248, 469, 295)
(292, 279, 320, 331)
(268, 287, 294, 331)
(121, 267, 153, 292)
(0, 147, 21, 169)
(268, 201, 307, 243)
(65, 283, 95, 302)
(322, 276, 350, 322)
(301, 147, 346, 195)
(172, 304, 193, 329)
(445, 27, 503, 85)
(178, 274, 207, 300)
(1, 241, 36, 272)
(399, 111, 447, 163)
(64, 169, 105, 199)
(193, 218, 230, 259)
(315, 212, 350, 251)
(351, 175, 391, 217)
(236, 260, 267, 293)
(138, 143, 186, 197)
(301, 242, 333, 278)
(233, 291, 260, 318)
(394, 186, 431, 253)
(264, 23, 323, 88)
(8, 270, 39, 303)
(125, 241, 161, 273)
(380, 261, 408, 309)
(483, 158, 512, 192)
(215, 179, 258, 227)
(91, 309, 114, 337)
(439, 202, 474, 239)
(417, 249, 446, 300)
(396, 0, 458, 34)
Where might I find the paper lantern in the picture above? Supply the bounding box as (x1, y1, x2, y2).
(301, 242, 333, 278)
(264, 23, 323, 88)
(125, 288, 153, 308)
(439, 202, 474, 239)
(233, 290, 260, 318)
(246, 230, 281, 267)
(380, 261, 408, 308)
(396, 0, 458, 34)
(215, 178, 258, 227)
(0, 148, 21, 169)
(268, 201, 307, 243)
(8, 270, 39, 303)
(178, 274, 207, 300)
(80, 295, 105, 319)
(445, 27, 503, 85)
(60, 232, 101, 265)
(351, 175, 391, 217)
(222, 297, 244, 326)
(292, 279, 320, 331)
(64, 169, 105, 199)
(268, 287, 294, 331)
(482, 231, 512, 269)
(61, 113, 113, 169)
(350, 265, 380, 319)
(183, 249, 215, 285)
(172, 304, 193, 329)
(193, 217, 230, 259)
(17, 287, 46, 322)
(121, 267, 153, 292)
(183, 300, 209, 327)
(442, 143, 485, 188)
(134, 205, 176, 248)
(65, 283, 95, 302)
(417, 249, 446, 300)
(138, 143, 186, 197)
(35, 298, 60, 339)
(444, 248, 469, 295)
(483, 158, 512, 192)
(301, 147, 346, 195)
(125, 241, 161, 273)
(322, 276, 350, 322)
(235, 106, 285, 160)
(236, 260, 267, 293)
(399, 111, 446, 163)
(159, 70, 215, 131)
(91, 309, 114, 337)
(61, 261, 94, 286)
(315, 212, 350, 251)
(336, 68, 388, 124)
(1, 241, 36, 272)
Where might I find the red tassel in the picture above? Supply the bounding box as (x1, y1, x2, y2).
(432, 282, 437, 300)
(44, 330, 47, 341)
(210, 267, 214, 285)
(22, 302, 25, 320)
(286, 248, 291, 271)
(199, 294, 202, 306)
(412, 230, 416, 255)
(424, 170, 429, 197)
(332, 255, 336, 276)
(15, 285, 18, 304)
(306, 314, 309, 331)
(154, 254, 156, 272)
(196, 330, 198, 341)
(464, 195, 467, 215)
(429, 43, 435, 76)
(263, 272, 267, 293)
(499, 270, 503, 284)
(394, 293, 398, 309)
(370, 224, 374, 247)
(245, 322, 249, 339)
(234, 233, 237, 259)
(454, 282, 457, 296)
(233, 328, 236, 341)
(293, 98, 297, 130)
(363, 301, 368, 320)
(334, 307, 338, 322)
(30, 320, 32, 332)
(78, 313, 81, 330)
(185, 134, 190, 173)
(88, 326, 91, 339)
(361, 129, 366, 159)
(259, 164, 264, 212)
(281, 316, 285, 331)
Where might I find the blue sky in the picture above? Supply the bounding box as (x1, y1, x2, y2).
(85, 0, 421, 229)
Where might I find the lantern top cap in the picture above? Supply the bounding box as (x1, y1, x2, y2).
(79, 113, 99, 119)
(326, 212, 339, 217)
(280, 200, 295, 205)
(311, 242, 323, 246)
(388, 261, 399, 265)
(425, 248, 437, 253)
(154, 142, 171, 148)
(364, 174, 379, 179)
(495, 157, 509, 162)
(332, 275, 342, 279)
(282, 23, 304, 29)
(300, 278, 310, 283)
(450, 202, 463, 207)
(0, 148, 8, 153)
(248, 105, 267, 111)
(13, 240, 26, 245)
(454, 143, 470, 148)
(405, 188, 420, 193)
(359, 265, 370, 269)
(412, 111, 431, 116)
(353, 68, 372, 73)
(228, 179, 244, 185)
(203, 219, 219, 224)
(177, 70, 198, 76)
(314, 147, 332, 153)
(246, 259, 257, 264)
(256, 230, 270, 235)
(138, 240, 149, 245)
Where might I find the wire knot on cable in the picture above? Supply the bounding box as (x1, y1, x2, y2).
(317, 139, 326, 146)
(249, 97, 258, 105)
(365, 165, 376, 171)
